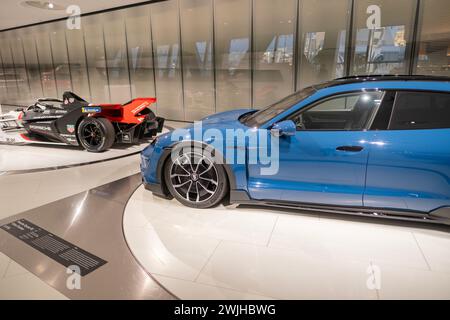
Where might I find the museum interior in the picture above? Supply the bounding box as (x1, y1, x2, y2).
(0, 0, 449, 300)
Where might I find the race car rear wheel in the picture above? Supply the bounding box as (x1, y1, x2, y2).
(77, 117, 115, 152)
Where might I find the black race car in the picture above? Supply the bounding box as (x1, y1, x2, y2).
(0, 92, 164, 152)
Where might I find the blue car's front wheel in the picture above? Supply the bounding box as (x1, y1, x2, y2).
(164, 146, 228, 209)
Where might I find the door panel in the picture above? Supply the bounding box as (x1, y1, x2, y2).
(364, 130, 450, 212)
(276, 131, 372, 206)
(247, 91, 383, 205)
(364, 91, 450, 213)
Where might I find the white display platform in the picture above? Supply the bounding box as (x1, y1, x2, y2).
(0, 142, 146, 173)
(123, 186, 450, 300)
(0, 122, 181, 173)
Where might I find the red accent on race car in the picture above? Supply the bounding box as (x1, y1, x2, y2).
(92, 98, 157, 124)
(18, 112, 23, 120)
(20, 133, 31, 141)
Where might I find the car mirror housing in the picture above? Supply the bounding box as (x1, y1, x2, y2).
(271, 120, 296, 137)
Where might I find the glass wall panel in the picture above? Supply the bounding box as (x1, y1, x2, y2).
(180, 0, 214, 121)
(253, 0, 296, 108)
(20, 29, 44, 101)
(414, 0, 450, 76)
(351, 0, 416, 75)
(83, 15, 110, 103)
(35, 26, 58, 98)
(10, 31, 31, 104)
(125, 6, 156, 101)
(297, 0, 350, 89)
(49, 21, 72, 97)
(104, 11, 131, 102)
(215, 0, 251, 112)
(0, 36, 7, 101)
(65, 28, 91, 101)
(0, 32, 19, 101)
(151, 0, 183, 119)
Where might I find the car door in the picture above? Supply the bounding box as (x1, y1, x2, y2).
(247, 90, 383, 207)
(364, 90, 450, 213)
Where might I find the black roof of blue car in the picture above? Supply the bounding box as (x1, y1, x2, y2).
(317, 75, 450, 89)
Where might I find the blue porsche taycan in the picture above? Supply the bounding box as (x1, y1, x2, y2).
(141, 75, 450, 225)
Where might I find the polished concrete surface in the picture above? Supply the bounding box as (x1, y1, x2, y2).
(124, 186, 450, 300)
(0, 251, 67, 300)
(0, 175, 174, 299)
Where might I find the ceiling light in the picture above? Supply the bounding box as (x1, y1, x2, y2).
(21, 1, 65, 11)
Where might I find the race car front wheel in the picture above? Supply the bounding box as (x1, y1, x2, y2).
(77, 117, 115, 152)
(164, 146, 228, 209)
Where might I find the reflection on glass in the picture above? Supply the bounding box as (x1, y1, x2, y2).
(253, 0, 296, 108)
(104, 11, 131, 102)
(83, 16, 110, 103)
(10, 33, 31, 103)
(297, 0, 349, 89)
(151, 0, 183, 119)
(180, 0, 214, 120)
(66, 28, 91, 101)
(35, 26, 58, 98)
(21, 31, 44, 101)
(352, 0, 415, 75)
(125, 6, 156, 102)
(415, 0, 450, 76)
(215, 0, 251, 111)
(49, 22, 73, 97)
(0, 33, 19, 100)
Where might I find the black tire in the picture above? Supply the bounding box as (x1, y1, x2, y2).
(164, 146, 228, 209)
(77, 117, 115, 152)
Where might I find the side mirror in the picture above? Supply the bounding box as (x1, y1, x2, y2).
(270, 120, 296, 137)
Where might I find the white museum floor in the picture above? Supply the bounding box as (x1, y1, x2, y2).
(123, 186, 450, 300)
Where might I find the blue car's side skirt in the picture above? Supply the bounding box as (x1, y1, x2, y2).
(229, 190, 450, 226)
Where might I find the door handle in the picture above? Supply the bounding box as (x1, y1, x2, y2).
(336, 146, 364, 152)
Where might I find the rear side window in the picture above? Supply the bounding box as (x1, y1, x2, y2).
(389, 91, 450, 130)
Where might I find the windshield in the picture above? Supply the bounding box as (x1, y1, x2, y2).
(242, 86, 316, 127)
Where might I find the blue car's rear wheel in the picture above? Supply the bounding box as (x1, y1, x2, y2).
(164, 147, 228, 208)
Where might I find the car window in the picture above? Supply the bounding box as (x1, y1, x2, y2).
(242, 86, 316, 127)
(389, 91, 450, 130)
(289, 91, 383, 131)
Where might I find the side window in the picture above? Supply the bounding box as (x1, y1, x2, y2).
(290, 91, 383, 130)
(389, 92, 450, 130)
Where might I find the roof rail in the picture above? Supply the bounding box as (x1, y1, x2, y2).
(334, 74, 450, 81)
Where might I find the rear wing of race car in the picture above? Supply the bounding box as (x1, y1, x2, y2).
(88, 98, 158, 124)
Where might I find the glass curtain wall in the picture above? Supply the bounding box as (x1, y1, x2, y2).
(180, 0, 215, 121)
(351, 0, 416, 75)
(414, 0, 450, 76)
(104, 10, 132, 103)
(151, 0, 183, 120)
(35, 25, 58, 98)
(0, 0, 449, 118)
(65, 26, 91, 101)
(214, 0, 251, 112)
(83, 15, 110, 103)
(253, 0, 297, 108)
(0, 32, 19, 101)
(9, 30, 31, 104)
(297, 0, 351, 89)
(125, 6, 156, 104)
(19, 28, 44, 101)
(49, 21, 73, 97)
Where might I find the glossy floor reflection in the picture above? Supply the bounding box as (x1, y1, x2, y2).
(0, 175, 174, 300)
(124, 186, 450, 300)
